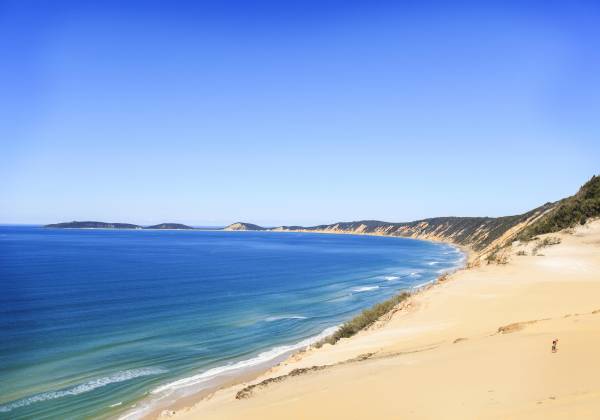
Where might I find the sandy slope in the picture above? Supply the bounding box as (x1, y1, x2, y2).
(161, 220, 600, 420)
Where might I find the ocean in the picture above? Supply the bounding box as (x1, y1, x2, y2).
(0, 225, 464, 419)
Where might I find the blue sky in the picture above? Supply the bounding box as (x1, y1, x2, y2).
(1, 1, 599, 226)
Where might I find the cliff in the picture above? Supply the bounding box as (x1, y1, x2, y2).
(270, 204, 555, 258)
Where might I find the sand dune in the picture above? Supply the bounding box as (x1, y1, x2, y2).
(160, 220, 600, 419)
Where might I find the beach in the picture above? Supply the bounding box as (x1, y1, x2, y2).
(157, 220, 600, 419)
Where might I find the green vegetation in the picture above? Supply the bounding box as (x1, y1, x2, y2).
(319, 292, 410, 346)
(519, 175, 600, 240)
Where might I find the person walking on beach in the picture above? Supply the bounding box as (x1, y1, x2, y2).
(552, 338, 558, 353)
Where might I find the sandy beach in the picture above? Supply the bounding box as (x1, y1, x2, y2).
(154, 219, 600, 419)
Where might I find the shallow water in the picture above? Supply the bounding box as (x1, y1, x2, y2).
(0, 226, 463, 419)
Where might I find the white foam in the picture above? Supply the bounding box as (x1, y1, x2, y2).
(110, 402, 123, 408)
(383, 276, 399, 281)
(0, 367, 167, 413)
(409, 272, 420, 277)
(264, 315, 308, 322)
(352, 286, 380, 292)
(150, 325, 339, 395)
(426, 261, 440, 265)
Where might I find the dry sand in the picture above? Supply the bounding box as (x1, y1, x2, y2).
(157, 220, 600, 420)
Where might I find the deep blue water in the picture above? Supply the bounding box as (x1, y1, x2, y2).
(0, 226, 463, 419)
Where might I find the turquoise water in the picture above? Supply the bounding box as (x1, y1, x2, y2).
(0, 226, 463, 419)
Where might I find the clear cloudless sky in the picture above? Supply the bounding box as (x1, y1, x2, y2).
(1, 0, 599, 226)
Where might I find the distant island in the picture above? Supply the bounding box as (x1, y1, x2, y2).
(145, 223, 194, 230)
(45, 221, 194, 230)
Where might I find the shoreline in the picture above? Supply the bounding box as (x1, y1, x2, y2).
(149, 220, 600, 419)
(113, 236, 467, 420)
(118, 238, 468, 419)
(121, 326, 341, 420)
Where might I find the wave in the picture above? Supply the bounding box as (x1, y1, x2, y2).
(352, 286, 380, 292)
(150, 325, 339, 396)
(409, 271, 420, 276)
(0, 367, 167, 413)
(264, 315, 308, 322)
(119, 326, 339, 419)
(383, 276, 399, 281)
(426, 261, 440, 265)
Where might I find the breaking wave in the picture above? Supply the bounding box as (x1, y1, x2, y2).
(352, 286, 380, 292)
(0, 367, 167, 413)
(264, 315, 308, 322)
